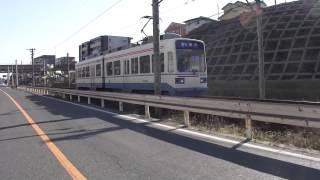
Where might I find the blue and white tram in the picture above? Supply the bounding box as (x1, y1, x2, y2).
(76, 38, 207, 96)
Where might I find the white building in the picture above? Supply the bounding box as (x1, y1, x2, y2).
(184, 16, 215, 34)
(219, 1, 267, 21)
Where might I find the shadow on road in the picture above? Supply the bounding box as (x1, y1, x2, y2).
(21, 93, 320, 180)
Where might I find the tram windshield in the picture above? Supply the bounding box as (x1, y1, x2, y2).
(176, 40, 206, 73)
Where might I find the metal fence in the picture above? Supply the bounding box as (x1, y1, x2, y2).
(20, 86, 320, 139)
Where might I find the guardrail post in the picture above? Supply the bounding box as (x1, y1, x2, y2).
(78, 96, 81, 102)
(184, 110, 190, 127)
(88, 97, 91, 104)
(145, 105, 150, 119)
(245, 116, 252, 139)
(119, 102, 123, 112)
(101, 99, 105, 108)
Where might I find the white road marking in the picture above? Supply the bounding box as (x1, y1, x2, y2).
(26, 90, 320, 163)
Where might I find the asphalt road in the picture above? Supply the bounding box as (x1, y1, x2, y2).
(1, 87, 320, 180)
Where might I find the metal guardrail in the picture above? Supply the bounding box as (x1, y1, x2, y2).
(19, 86, 320, 139)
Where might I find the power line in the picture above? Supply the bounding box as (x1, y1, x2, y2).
(54, 0, 123, 48)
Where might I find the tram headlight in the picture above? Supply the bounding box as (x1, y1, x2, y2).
(175, 78, 185, 84)
(200, 77, 207, 83)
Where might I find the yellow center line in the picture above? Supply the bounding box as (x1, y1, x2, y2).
(0, 89, 86, 180)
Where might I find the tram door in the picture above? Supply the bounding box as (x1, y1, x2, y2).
(123, 60, 130, 92)
(90, 65, 95, 90)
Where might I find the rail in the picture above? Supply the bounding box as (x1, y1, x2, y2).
(19, 86, 320, 139)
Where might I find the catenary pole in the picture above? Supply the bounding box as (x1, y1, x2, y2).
(152, 0, 161, 96)
(15, 59, 18, 87)
(67, 52, 70, 88)
(256, 0, 265, 99)
(27, 48, 36, 87)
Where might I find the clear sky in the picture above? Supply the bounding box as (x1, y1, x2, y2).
(0, 0, 294, 65)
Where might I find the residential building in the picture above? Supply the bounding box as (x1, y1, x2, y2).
(165, 22, 187, 36)
(55, 56, 76, 72)
(79, 35, 131, 61)
(184, 16, 216, 34)
(219, 1, 267, 21)
(34, 55, 55, 66)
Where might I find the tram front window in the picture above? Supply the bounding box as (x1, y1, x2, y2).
(176, 40, 206, 73)
(177, 49, 205, 73)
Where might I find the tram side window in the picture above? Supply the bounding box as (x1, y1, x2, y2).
(77, 68, 81, 78)
(114, 61, 121, 75)
(140, 55, 150, 73)
(96, 64, 101, 77)
(107, 62, 113, 76)
(152, 53, 164, 73)
(82, 67, 85, 78)
(131, 57, 139, 74)
(168, 52, 174, 73)
(124, 60, 130, 75)
(85, 66, 90, 77)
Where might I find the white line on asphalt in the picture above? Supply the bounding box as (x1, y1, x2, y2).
(27, 91, 320, 163)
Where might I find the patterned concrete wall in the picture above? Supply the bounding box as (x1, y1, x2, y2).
(188, 0, 320, 100)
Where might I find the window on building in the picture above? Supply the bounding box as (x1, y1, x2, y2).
(114, 61, 121, 75)
(124, 60, 130, 75)
(96, 64, 101, 77)
(139, 55, 150, 74)
(131, 57, 139, 74)
(107, 62, 113, 76)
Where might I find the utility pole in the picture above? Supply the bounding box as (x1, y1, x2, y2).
(43, 58, 46, 87)
(67, 52, 70, 88)
(11, 64, 14, 87)
(256, 0, 265, 99)
(152, 0, 163, 117)
(7, 66, 9, 86)
(15, 60, 18, 87)
(152, 0, 161, 96)
(27, 48, 36, 87)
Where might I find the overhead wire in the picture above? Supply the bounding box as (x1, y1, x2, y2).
(54, 0, 123, 49)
